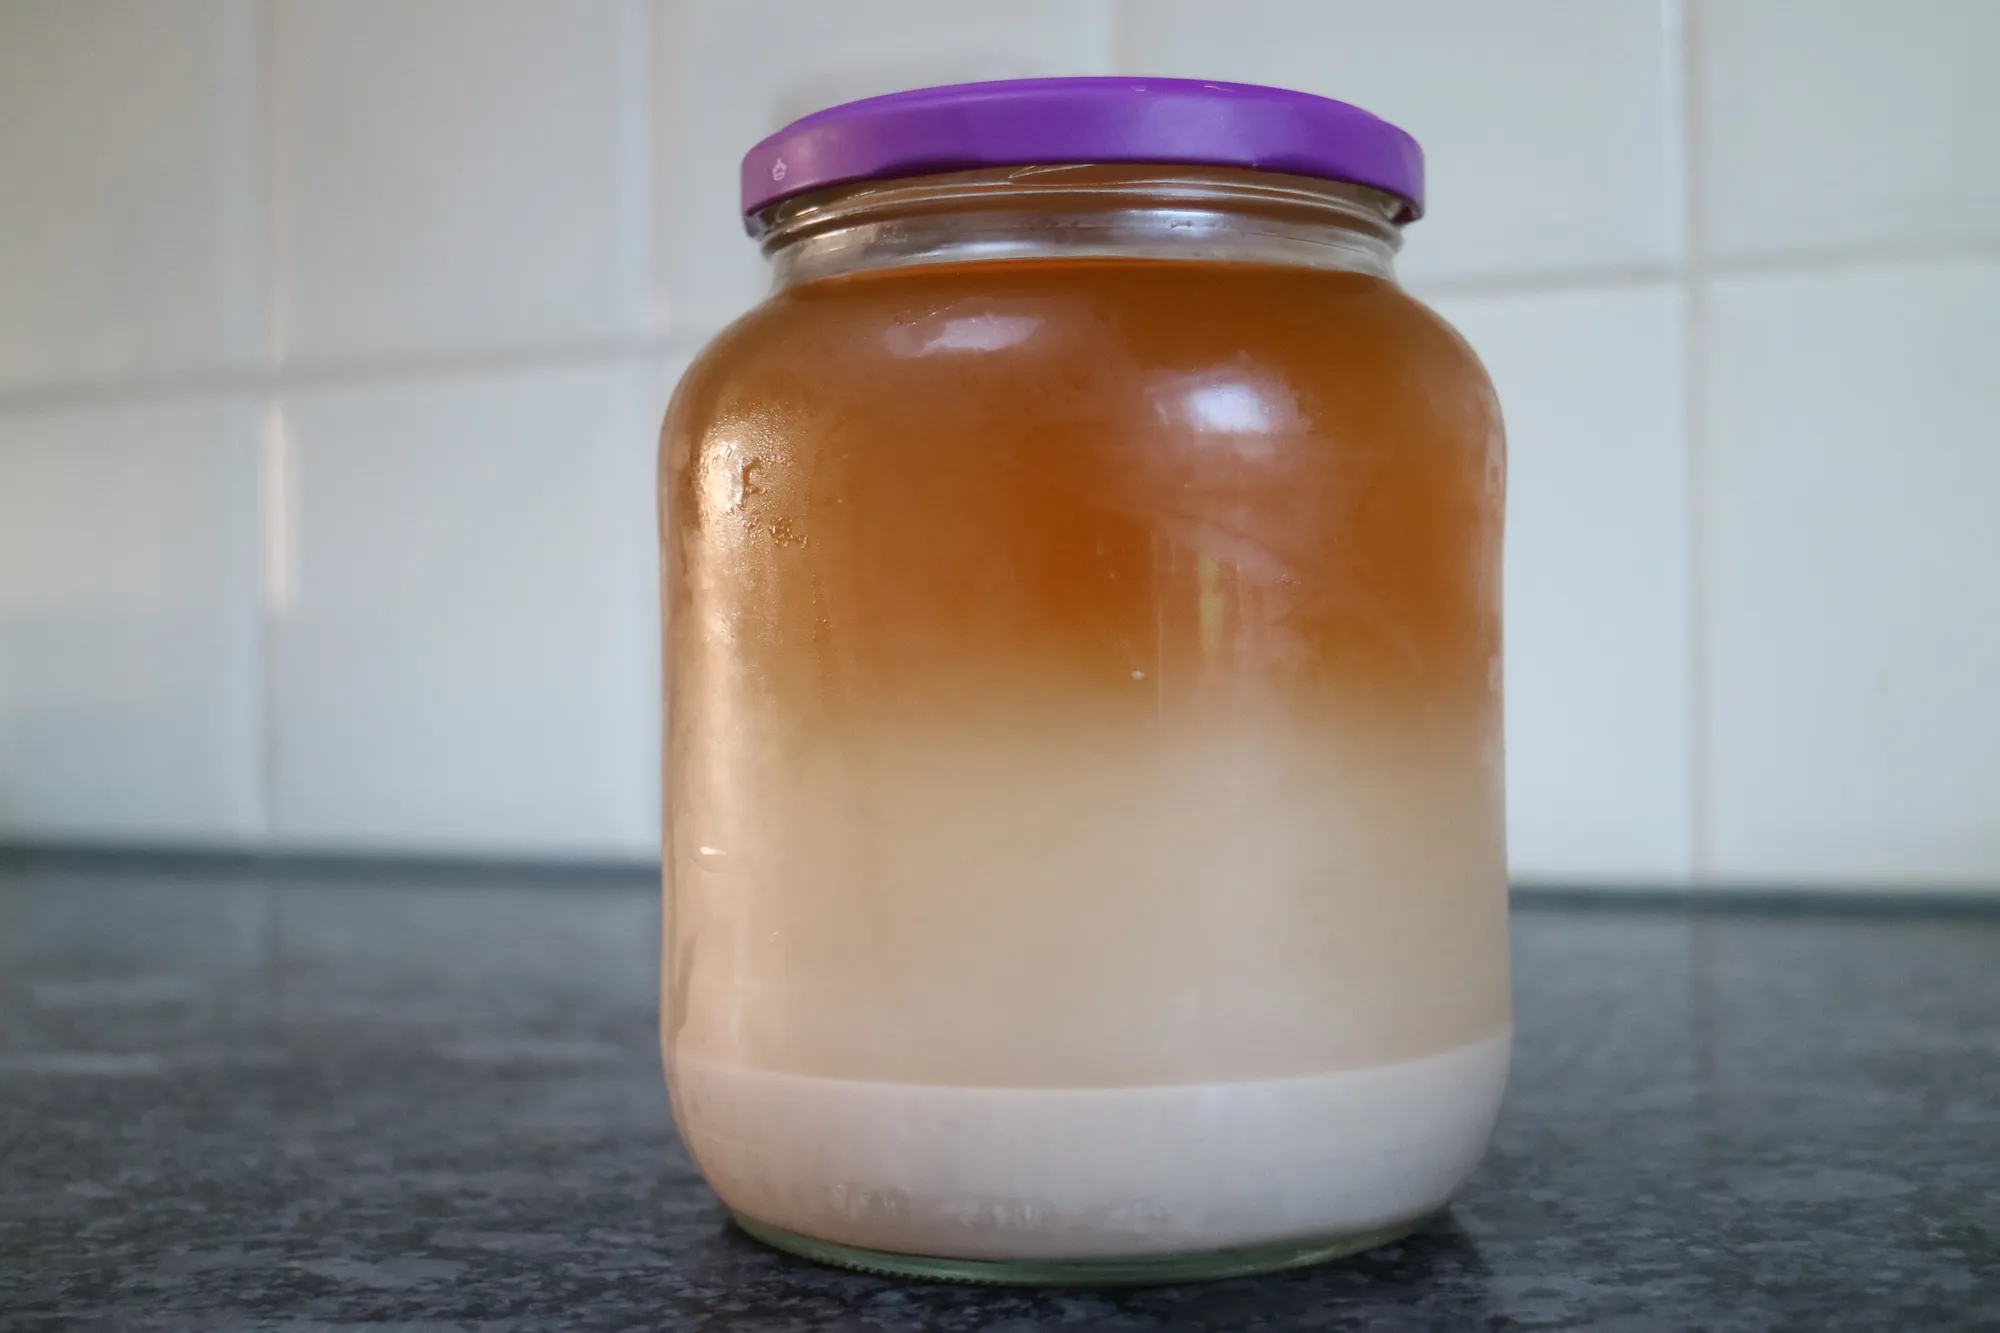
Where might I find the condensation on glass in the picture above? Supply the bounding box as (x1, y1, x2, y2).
(659, 84, 1510, 1285)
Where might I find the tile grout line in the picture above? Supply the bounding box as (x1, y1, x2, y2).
(1668, 0, 1722, 1125)
(0, 336, 706, 415)
(1412, 242, 2000, 304)
(1707, 240, 2000, 275)
(1674, 0, 1714, 884)
(251, 0, 280, 845)
(1411, 264, 1685, 302)
(258, 0, 285, 377)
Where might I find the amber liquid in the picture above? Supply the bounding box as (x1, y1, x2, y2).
(662, 258, 1507, 1090)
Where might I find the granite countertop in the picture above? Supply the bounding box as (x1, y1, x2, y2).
(2, 856, 1996, 1331)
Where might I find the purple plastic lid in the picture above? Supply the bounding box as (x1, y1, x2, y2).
(740, 77, 1424, 226)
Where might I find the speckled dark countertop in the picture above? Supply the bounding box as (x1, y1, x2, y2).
(2, 855, 1996, 1331)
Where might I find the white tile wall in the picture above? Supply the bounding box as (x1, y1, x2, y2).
(0, 0, 257, 390)
(1125, 0, 1681, 285)
(269, 0, 650, 363)
(0, 398, 261, 842)
(1698, 0, 2000, 262)
(0, 1, 1993, 888)
(269, 364, 658, 857)
(1704, 263, 2000, 886)
(1435, 287, 1693, 884)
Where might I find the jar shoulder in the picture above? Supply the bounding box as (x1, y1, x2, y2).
(662, 262, 1499, 462)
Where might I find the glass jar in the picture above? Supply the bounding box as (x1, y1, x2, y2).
(660, 79, 1510, 1284)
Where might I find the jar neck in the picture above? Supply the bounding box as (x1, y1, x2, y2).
(752, 165, 1406, 290)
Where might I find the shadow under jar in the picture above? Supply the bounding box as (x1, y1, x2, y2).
(659, 78, 1510, 1285)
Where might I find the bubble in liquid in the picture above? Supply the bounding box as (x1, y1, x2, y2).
(732, 457, 764, 509)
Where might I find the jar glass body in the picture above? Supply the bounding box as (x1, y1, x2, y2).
(659, 167, 1510, 1282)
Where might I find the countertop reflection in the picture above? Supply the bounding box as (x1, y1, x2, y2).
(3, 854, 1996, 1330)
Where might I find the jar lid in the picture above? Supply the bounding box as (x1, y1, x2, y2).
(740, 77, 1425, 225)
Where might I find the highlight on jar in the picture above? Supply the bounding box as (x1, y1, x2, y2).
(658, 77, 1510, 1286)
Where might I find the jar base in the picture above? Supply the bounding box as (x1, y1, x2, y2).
(730, 1211, 1428, 1287)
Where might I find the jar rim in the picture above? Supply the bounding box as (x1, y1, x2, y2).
(751, 166, 1406, 289)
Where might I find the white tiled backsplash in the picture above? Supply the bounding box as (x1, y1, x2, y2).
(1, 0, 1995, 887)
